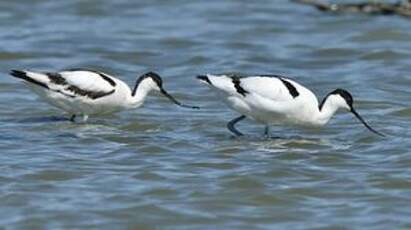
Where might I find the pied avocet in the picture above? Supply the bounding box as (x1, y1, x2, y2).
(10, 68, 199, 122)
(197, 73, 384, 137)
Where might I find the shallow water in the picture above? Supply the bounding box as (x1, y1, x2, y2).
(0, 0, 411, 229)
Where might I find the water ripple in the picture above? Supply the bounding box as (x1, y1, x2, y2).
(0, 0, 410, 229)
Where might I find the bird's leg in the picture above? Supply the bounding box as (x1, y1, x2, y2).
(227, 115, 246, 136)
(81, 115, 89, 122)
(264, 126, 270, 138)
(70, 114, 76, 122)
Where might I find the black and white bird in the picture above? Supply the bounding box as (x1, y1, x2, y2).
(10, 68, 199, 122)
(197, 74, 384, 137)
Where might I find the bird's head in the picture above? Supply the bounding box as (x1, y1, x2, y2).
(326, 88, 353, 111)
(132, 72, 199, 109)
(133, 71, 163, 93)
(323, 88, 384, 136)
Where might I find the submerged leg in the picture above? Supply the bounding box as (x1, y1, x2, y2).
(264, 126, 270, 138)
(227, 115, 246, 136)
(70, 114, 76, 122)
(81, 115, 89, 122)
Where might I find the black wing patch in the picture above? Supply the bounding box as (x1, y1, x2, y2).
(64, 68, 117, 87)
(66, 85, 115, 99)
(46, 72, 67, 85)
(279, 78, 299, 98)
(10, 70, 50, 89)
(98, 72, 116, 87)
(231, 76, 249, 97)
(46, 72, 115, 99)
(222, 73, 299, 98)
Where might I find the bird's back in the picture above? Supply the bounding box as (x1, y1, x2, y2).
(201, 74, 321, 125)
(10, 69, 128, 115)
(58, 69, 118, 92)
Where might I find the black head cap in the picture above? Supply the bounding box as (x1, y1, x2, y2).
(132, 71, 200, 109)
(140, 71, 163, 87)
(132, 72, 163, 96)
(319, 88, 353, 111)
(329, 88, 353, 109)
(328, 88, 385, 136)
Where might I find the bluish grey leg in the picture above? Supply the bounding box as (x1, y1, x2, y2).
(70, 114, 76, 122)
(227, 115, 246, 136)
(264, 126, 270, 138)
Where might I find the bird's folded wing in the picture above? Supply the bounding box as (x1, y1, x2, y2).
(205, 75, 238, 95)
(240, 76, 296, 102)
(48, 70, 116, 99)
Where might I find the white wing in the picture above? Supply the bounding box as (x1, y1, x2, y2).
(240, 76, 298, 102)
(205, 74, 299, 102)
(58, 69, 116, 95)
(204, 74, 238, 95)
(13, 69, 117, 99)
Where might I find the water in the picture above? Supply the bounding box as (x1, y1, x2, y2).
(0, 0, 410, 228)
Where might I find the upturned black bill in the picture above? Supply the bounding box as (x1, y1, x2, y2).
(351, 108, 384, 137)
(160, 89, 200, 109)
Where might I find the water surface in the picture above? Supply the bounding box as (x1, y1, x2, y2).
(0, 0, 410, 229)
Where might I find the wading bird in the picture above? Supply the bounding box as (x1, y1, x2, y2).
(10, 69, 199, 122)
(197, 74, 384, 137)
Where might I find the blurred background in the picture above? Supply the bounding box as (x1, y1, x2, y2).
(0, 0, 410, 229)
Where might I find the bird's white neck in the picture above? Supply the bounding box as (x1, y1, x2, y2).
(127, 79, 158, 107)
(312, 94, 349, 126)
(314, 99, 340, 126)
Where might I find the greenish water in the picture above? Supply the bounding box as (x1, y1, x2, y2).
(0, 0, 410, 229)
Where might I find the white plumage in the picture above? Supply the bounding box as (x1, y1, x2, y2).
(10, 69, 198, 121)
(197, 74, 383, 137)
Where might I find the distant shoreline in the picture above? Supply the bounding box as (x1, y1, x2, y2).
(292, 0, 411, 18)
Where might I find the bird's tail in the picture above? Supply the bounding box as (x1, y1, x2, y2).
(10, 69, 28, 79)
(10, 69, 49, 89)
(197, 74, 237, 92)
(197, 75, 212, 85)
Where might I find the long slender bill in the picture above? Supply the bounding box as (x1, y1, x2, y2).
(351, 108, 384, 137)
(160, 89, 200, 109)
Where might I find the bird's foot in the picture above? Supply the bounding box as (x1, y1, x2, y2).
(264, 126, 270, 139)
(69, 114, 89, 123)
(69, 114, 76, 122)
(81, 115, 89, 122)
